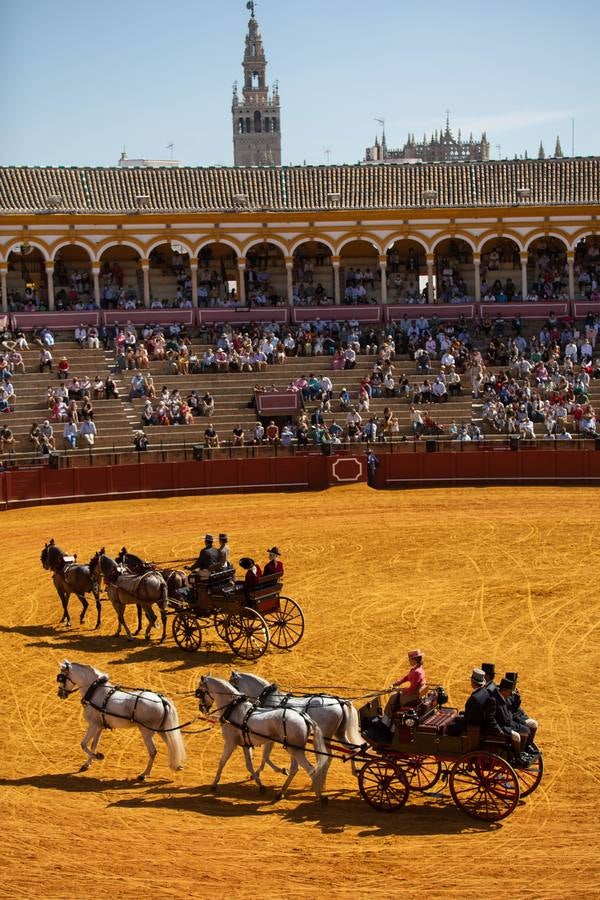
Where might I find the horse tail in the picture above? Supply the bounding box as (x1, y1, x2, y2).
(309, 718, 329, 794)
(339, 701, 364, 749)
(162, 702, 186, 771)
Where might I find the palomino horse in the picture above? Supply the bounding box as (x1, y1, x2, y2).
(57, 659, 186, 780)
(41, 539, 101, 628)
(195, 675, 329, 801)
(88, 549, 169, 641)
(230, 670, 365, 780)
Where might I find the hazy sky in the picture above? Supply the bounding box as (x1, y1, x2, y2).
(1, 0, 598, 167)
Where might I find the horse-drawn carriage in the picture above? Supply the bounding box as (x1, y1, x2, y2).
(356, 689, 543, 821)
(117, 549, 305, 660)
(169, 568, 305, 660)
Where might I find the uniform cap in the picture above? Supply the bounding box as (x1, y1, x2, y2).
(471, 668, 486, 685)
(267, 547, 281, 556)
(204, 534, 214, 542)
(504, 671, 518, 684)
(218, 533, 228, 541)
(499, 677, 515, 691)
(408, 649, 423, 660)
(481, 662, 495, 678)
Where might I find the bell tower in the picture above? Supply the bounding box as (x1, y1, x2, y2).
(232, 4, 281, 166)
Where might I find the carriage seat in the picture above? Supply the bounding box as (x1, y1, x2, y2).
(391, 685, 431, 722)
(244, 573, 282, 613)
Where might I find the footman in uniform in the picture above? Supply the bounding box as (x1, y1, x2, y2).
(264, 546, 283, 577)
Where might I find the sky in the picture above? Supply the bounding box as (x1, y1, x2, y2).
(1, 0, 599, 168)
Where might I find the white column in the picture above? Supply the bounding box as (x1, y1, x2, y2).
(473, 254, 481, 302)
(567, 252, 575, 300)
(237, 257, 246, 304)
(0, 265, 7, 313)
(141, 259, 150, 308)
(190, 260, 198, 309)
(332, 256, 341, 305)
(285, 257, 294, 306)
(426, 255, 435, 305)
(46, 263, 55, 311)
(92, 266, 101, 308)
(520, 252, 528, 300)
(379, 256, 388, 305)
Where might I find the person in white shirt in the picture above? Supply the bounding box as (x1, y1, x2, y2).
(441, 351, 455, 368)
(63, 421, 78, 449)
(80, 419, 97, 446)
(432, 378, 448, 403)
(74, 325, 87, 347)
(344, 347, 356, 369)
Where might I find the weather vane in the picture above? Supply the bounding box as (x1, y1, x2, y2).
(246, 1, 255, 17)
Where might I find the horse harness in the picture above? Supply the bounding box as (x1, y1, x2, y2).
(218, 691, 316, 751)
(81, 676, 170, 731)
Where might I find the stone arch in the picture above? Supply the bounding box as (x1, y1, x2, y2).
(430, 231, 477, 253)
(94, 237, 146, 263)
(196, 236, 242, 256)
(291, 239, 335, 307)
(289, 234, 336, 256)
(569, 228, 599, 251)
(144, 236, 195, 258)
(242, 235, 289, 257)
(52, 243, 94, 304)
(49, 238, 95, 261)
(338, 239, 381, 304)
(526, 235, 569, 300)
(195, 241, 240, 305)
(475, 229, 525, 253)
(433, 237, 475, 304)
(3, 238, 50, 262)
(385, 238, 428, 303)
(243, 240, 287, 307)
(335, 233, 383, 254)
(384, 232, 430, 254)
(478, 236, 522, 301)
(523, 230, 569, 252)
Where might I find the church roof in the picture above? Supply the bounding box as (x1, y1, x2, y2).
(0, 159, 598, 214)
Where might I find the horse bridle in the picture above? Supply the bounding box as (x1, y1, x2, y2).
(57, 666, 78, 698)
(195, 680, 213, 714)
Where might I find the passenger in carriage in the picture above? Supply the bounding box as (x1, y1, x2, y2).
(263, 546, 283, 578)
(487, 676, 535, 764)
(481, 662, 498, 697)
(380, 649, 426, 728)
(215, 533, 233, 571)
(504, 672, 539, 754)
(238, 557, 263, 601)
(186, 534, 219, 580)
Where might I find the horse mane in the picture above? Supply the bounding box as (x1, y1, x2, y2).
(62, 659, 109, 682)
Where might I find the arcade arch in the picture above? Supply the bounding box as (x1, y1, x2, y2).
(98, 244, 143, 308)
(292, 240, 334, 306)
(148, 242, 191, 308)
(573, 236, 600, 299)
(244, 240, 286, 308)
(196, 242, 240, 307)
(6, 245, 47, 310)
(433, 238, 474, 303)
(386, 239, 427, 303)
(527, 236, 568, 300)
(479, 237, 522, 302)
(53, 244, 93, 309)
(339, 239, 380, 304)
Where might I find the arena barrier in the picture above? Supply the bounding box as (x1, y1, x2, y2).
(374, 446, 600, 488)
(0, 453, 366, 509)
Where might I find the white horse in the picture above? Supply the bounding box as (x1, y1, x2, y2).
(57, 660, 186, 781)
(230, 670, 365, 779)
(196, 675, 329, 801)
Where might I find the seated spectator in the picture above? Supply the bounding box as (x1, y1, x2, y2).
(39, 348, 53, 373)
(93, 376, 105, 400)
(133, 430, 149, 451)
(79, 419, 97, 447)
(63, 421, 78, 449)
(266, 421, 280, 443)
(105, 375, 119, 399)
(40, 420, 55, 449)
(74, 324, 87, 347)
(0, 425, 15, 453)
(204, 421, 219, 448)
(232, 424, 245, 446)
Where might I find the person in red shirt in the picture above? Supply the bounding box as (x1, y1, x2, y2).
(238, 557, 262, 603)
(382, 649, 427, 726)
(264, 547, 284, 578)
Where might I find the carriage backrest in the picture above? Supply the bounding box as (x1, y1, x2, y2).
(247, 573, 282, 613)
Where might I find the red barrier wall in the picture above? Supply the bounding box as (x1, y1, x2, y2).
(376, 447, 600, 488)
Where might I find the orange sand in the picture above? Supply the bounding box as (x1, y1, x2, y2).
(1, 485, 598, 899)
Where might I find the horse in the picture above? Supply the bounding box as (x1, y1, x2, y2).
(41, 539, 101, 628)
(56, 659, 186, 780)
(230, 670, 365, 780)
(195, 675, 329, 801)
(116, 547, 186, 633)
(88, 549, 169, 641)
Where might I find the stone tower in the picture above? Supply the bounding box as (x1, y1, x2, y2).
(232, 7, 281, 166)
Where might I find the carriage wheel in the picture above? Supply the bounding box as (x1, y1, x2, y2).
(449, 751, 520, 821)
(358, 758, 410, 812)
(261, 597, 305, 650)
(213, 612, 229, 641)
(515, 752, 544, 798)
(401, 755, 442, 792)
(225, 607, 270, 660)
(172, 613, 202, 652)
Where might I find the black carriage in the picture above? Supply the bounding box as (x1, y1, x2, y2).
(356, 689, 543, 821)
(169, 569, 305, 660)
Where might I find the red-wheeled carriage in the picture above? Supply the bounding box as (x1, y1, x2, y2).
(169, 569, 305, 660)
(356, 690, 543, 821)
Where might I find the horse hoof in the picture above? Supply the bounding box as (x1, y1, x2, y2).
(258, 785, 266, 795)
(95, 752, 105, 761)
(209, 784, 217, 793)
(320, 796, 329, 805)
(136, 774, 145, 782)
(79, 764, 89, 772)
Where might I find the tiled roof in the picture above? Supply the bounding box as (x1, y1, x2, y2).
(0, 159, 599, 214)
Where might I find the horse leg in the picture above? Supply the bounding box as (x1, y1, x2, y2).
(137, 727, 157, 781)
(93, 587, 102, 630)
(210, 737, 236, 791)
(77, 593, 89, 625)
(143, 607, 155, 641)
(59, 588, 70, 627)
(158, 608, 167, 643)
(80, 722, 103, 771)
(258, 742, 288, 776)
(134, 604, 143, 635)
(283, 749, 324, 800)
(243, 746, 265, 792)
(277, 758, 300, 798)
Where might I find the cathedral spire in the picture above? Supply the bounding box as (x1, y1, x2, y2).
(232, 5, 281, 166)
(554, 135, 563, 158)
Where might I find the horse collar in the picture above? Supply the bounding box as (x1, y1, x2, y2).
(258, 683, 278, 703)
(82, 675, 109, 705)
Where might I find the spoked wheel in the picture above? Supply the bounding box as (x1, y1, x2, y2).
(449, 751, 520, 821)
(358, 758, 410, 812)
(515, 752, 544, 798)
(400, 755, 442, 792)
(261, 596, 305, 650)
(213, 612, 229, 641)
(225, 607, 270, 660)
(172, 613, 202, 652)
